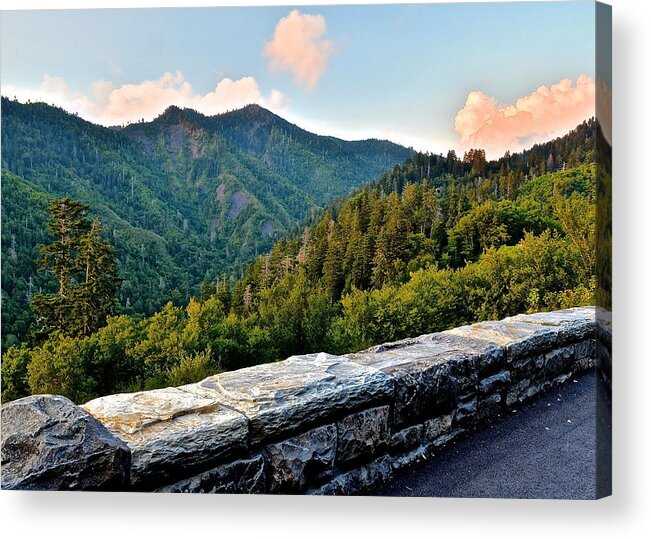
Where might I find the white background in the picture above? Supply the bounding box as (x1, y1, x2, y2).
(1, 0, 649, 537)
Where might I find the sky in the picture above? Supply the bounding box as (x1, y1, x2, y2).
(1, 2, 597, 158)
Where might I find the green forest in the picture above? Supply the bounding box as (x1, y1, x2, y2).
(1, 98, 412, 349)
(1, 113, 602, 404)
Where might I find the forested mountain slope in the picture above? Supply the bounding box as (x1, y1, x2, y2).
(1, 98, 412, 348)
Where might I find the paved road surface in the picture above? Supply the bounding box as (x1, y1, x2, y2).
(373, 371, 610, 499)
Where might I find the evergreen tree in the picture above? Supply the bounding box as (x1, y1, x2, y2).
(30, 198, 119, 338)
(75, 218, 121, 336)
(37, 198, 90, 296)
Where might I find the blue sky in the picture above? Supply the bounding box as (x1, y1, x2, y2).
(1, 2, 597, 156)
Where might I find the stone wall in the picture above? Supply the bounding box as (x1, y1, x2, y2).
(1, 306, 600, 493)
(596, 307, 612, 390)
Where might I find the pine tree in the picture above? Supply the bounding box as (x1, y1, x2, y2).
(214, 275, 232, 312)
(446, 181, 460, 226)
(323, 239, 344, 300)
(421, 183, 440, 238)
(37, 198, 90, 296)
(31, 198, 120, 338)
(372, 196, 407, 287)
(74, 218, 121, 335)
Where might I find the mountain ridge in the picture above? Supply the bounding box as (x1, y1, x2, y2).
(129, 103, 409, 147)
(121, 102, 414, 204)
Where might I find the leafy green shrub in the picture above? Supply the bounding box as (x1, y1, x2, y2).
(1, 346, 31, 402)
(165, 348, 218, 387)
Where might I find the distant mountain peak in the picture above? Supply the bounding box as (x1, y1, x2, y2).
(214, 103, 282, 124)
(163, 104, 182, 114)
(241, 103, 265, 112)
(154, 104, 193, 125)
(147, 103, 285, 135)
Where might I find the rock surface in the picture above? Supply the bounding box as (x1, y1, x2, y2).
(511, 354, 545, 381)
(505, 307, 595, 343)
(195, 353, 394, 444)
(453, 396, 478, 427)
(544, 345, 576, 379)
(311, 455, 393, 495)
(1, 395, 130, 490)
(337, 406, 390, 466)
(265, 424, 336, 493)
(445, 320, 559, 360)
(596, 307, 612, 389)
(157, 455, 266, 494)
(346, 343, 477, 426)
(477, 393, 503, 422)
(389, 424, 424, 454)
(575, 339, 596, 362)
(423, 414, 453, 441)
(83, 386, 248, 488)
(478, 371, 511, 394)
(596, 307, 612, 347)
(420, 333, 506, 376)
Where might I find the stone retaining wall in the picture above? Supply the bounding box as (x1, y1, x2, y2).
(1, 306, 601, 493)
(596, 307, 612, 390)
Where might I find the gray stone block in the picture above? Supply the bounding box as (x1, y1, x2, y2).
(549, 373, 573, 388)
(511, 354, 545, 381)
(194, 353, 393, 445)
(524, 383, 544, 399)
(453, 396, 478, 427)
(310, 455, 393, 495)
(478, 370, 511, 394)
(157, 455, 265, 494)
(337, 406, 390, 466)
(2, 395, 130, 490)
(596, 307, 612, 348)
(504, 307, 596, 344)
(392, 445, 428, 472)
(83, 386, 248, 488)
(575, 339, 596, 371)
(421, 332, 506, 376)
(597, 339, 612, 389)
(427, 427, 465, 449)
(389, 424, 424, 454)
(423, 414, 453, 441)
(477, 393, 503, 422)
(544, 345, 576, 379)
(265, 424, 336, 493)
(445, 320, 559, 361)
(506, 379, 531, 406)
(346, 342, 477, 427)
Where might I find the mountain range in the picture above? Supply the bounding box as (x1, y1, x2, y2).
(1, 98, 412, 347)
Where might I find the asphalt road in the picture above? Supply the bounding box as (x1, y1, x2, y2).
(373, 371, 610, 499)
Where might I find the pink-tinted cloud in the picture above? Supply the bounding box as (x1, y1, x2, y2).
(264, 10, 334, 90)
(2, 72, 289, 126)
(455, 75, 596, 158)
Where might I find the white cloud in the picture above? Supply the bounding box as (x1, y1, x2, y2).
(260, 88, 291, 111)
(455, 75, 596, 158)
(2, 72, 289, 126)
(264, 10, 334, 90)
